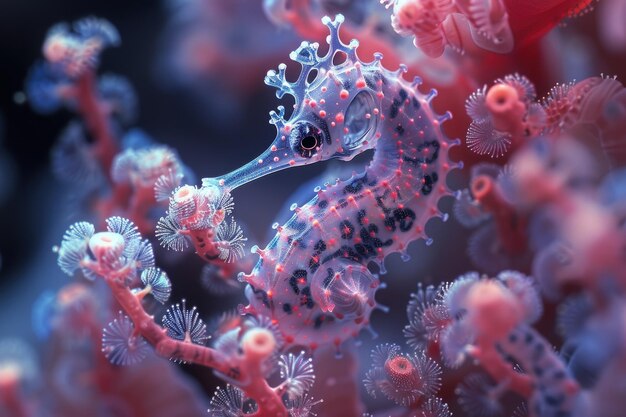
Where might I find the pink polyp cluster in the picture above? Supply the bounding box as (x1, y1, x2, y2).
(156, 183, 246, 266)
(364, 343, 443, 408)
(464, 74, 626, 160)
(384, 0, 513, 57)
(55, 217, 321, 417)
(169, 185, 223, 230)
(385, 0, 597, 57)
(403, 270, 582, 416)
(42, 18, 120, 78)
(464, 73, 539, 157)
(112, 146, 183, 190)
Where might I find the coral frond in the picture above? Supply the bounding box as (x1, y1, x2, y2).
(52, 122, 103, 186)
(466, 119, 512, 158)
(106, 216, 140, 245)
(440, 272, 480, 317)
(63, 221, 95, 242)
(162, 299, 208, 346)
(370, 343, 400, 368)
(56, 238, 88, 276)
(420, 397, 452, 417)
(98, 74, 137, 125)
(25, 61, 67, 114)
(155, 169, 184, 202)
(212, 329, 240, 357)
(404, 312, 429, 351)
(414, 351, 443, 398)
(363, 366, 385, 399)
(466, 85, 489, 120)
(421, 304, 452, 343)
(453, 188, 491, 227)
(73, 17, 120, 46)
(215, 218, 247, 262)
(278, 351, 315, 399)
(207, 385, 247, 417)
(102, 312, 150, 366)
(406, 283, 439, 320)
(156, 215, 189, 251)
(213, 189, 235, 216)
(456, 373, 504, 417)
(496, 271, 542, 323)
(557, 294, 592, 339)
(496, 74, 536, 102)
(440, 321, 474, 368)
(131, 239, 155, 270)
(285, 393, 322, 417)
(140, 267, 172, 304)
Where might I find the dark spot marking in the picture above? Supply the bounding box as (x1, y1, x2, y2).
(357, 209, 367, 226)
(421, 172, 438, 196)
(339, 220, 355, 239)
(403, 140, 441, 166)
(289, 269, 308, 295)
(300, 286, 315, 309)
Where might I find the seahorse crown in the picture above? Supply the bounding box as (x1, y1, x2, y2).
(264, 15, 358, 123)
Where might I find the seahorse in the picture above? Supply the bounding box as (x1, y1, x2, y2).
(200, 15, 461, 349)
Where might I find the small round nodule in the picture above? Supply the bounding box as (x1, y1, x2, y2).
(89, 232, 125, 259)
(385, 355, 414, 378)
(486, 84, 520, 113)
(174, 185, 196, 203)
(43, 35, 71, 63)
(241, 327, 276, 360)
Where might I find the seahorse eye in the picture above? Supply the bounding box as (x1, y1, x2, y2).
(291, 122, 323, 158)
(301, 135, 318, 150)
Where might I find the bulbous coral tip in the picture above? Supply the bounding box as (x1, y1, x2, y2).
(241, 327, 276, 360)
(486, 84, 521, 114)
(384, 355, 414, 379)
(43, 34, 71, 63)
(88, 231, 124, 260)
(465, 280, 522, 340)
(485, 84, 527, 133)
(470, 174, 494, 201)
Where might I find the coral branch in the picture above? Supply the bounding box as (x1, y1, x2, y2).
(467, 342, 533, 398)
(104, 274, 288, 416)
(0, 381, 30, 417)
(104, 274, 228, 370)
(471, 174, 527, 253)
(75, 71, 118, 178)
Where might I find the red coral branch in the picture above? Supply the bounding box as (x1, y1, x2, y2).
(103, 274, 288, 416)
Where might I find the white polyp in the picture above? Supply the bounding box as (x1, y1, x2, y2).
(173, 185, 196, 205)
(241, 327, 276, 361)
(43, 35, 72, 63)
(89, 232, 125, 261)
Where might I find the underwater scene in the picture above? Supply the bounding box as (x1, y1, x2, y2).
(1, 0, 626, 416)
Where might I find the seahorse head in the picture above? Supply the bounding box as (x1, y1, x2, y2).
(202, 14, 418, 193)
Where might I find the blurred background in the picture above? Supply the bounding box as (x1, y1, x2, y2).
(1, 0, 626, 415)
